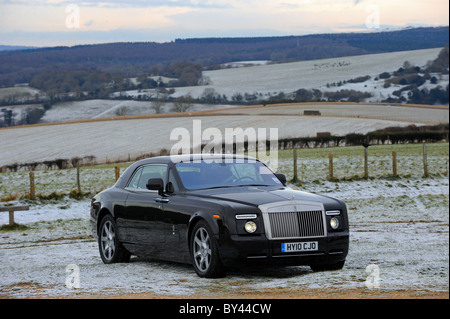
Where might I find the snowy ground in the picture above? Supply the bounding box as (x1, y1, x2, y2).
(0, 166, 448, 298)
(214, 103, 449, 124)
(39, 100, 238, 123)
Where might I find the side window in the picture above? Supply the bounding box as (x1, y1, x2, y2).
(127, 164, 168, 190)
(128, 167, 143, 189)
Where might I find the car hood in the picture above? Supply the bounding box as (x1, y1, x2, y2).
(189, 186, 342, 209)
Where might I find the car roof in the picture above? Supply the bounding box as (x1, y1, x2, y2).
(135, 153, 257, 165)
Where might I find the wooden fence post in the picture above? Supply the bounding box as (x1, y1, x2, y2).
(292, 149, 298, 182)
(29, 171, 35, 200)
(423, 143, 429, 177)
(392, 151, 398, 177)
(115, 166, 120, 181)
(328, 152, 334, 180)
(76, 163, 81, 193)
(364, 147, 369, 179)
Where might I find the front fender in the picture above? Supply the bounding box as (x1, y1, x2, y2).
(187, 210, 224, 246)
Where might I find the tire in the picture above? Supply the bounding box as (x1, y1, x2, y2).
(190, 220, 225, 278)
(98, 215, 131, 264)
(310, 260, 345, 272)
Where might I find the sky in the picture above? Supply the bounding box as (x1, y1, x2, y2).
(0, 0, 448, 47)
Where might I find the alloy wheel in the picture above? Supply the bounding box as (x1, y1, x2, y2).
(100, 220, 116, 262)
(193, 227, 211, 272)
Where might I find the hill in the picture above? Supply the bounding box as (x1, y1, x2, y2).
(0, 47, 448, 127)
(0, 45, 38, 52)
(0, 27, 448, 88)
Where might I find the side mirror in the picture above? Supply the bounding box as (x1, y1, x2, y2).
(146, 178, 164, 195)
(275, 173, 287, 186)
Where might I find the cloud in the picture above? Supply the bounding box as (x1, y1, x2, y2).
(84, 20, 94, 27)
(3, 0, 230, 9)
(1, 0, 448, 46)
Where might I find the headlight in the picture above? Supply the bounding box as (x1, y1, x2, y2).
(330, 217, 339, 229)
(244, 221, 257, 233)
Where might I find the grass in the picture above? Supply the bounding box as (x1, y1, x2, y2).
(278, 142, 449, 182)
(0, 223, 29, 231)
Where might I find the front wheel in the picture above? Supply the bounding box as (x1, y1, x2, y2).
(98, 215, 130, 264)
(190, 221, 225, 278)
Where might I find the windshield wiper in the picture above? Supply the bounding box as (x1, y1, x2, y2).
(236, 184, 270, 187)
(200, 184, 274, 190)
(202, 185, 236, 190)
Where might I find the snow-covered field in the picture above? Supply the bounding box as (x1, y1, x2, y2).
(1, 102, 448, 167)
(214, 103, 449, 124)
(170, 48, 445, 99)
(0, 176, 447, 298)
(39, 100, 237, 123)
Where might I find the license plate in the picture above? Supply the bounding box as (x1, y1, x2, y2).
(281, 241, 318, 253)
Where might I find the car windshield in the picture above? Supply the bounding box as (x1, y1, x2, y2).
(175, 158, 283, 190)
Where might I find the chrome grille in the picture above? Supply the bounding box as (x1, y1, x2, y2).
(267, 210, 325, 240)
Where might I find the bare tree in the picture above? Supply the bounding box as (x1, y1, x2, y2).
(173, 95, 194, 113)
(151, 100, 165, 114)
(115, 106, 128, 116)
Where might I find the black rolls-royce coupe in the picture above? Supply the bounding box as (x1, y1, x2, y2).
(90, 154, 349, 278)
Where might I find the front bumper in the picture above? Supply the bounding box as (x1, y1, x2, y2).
(218, 232, 349, 268)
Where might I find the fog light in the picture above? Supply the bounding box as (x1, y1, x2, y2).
(244, 221, 257, 233)
(330, 217, 339, 229)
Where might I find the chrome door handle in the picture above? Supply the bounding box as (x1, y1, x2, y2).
(155, 198, 169, 203)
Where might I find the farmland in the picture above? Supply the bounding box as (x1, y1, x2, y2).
(1, 102, 448, 168)
(173, 48, 444, 99)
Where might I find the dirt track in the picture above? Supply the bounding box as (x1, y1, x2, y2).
(4, 283, 447, 299)
(70, 287, 449, 299)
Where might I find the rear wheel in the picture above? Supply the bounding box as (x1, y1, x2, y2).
(98, 215, 130, 264)
(190, 220, 225, 278)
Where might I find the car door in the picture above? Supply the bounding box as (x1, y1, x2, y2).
(160, 168, 192, 263)
(123, 164, 168, 248)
